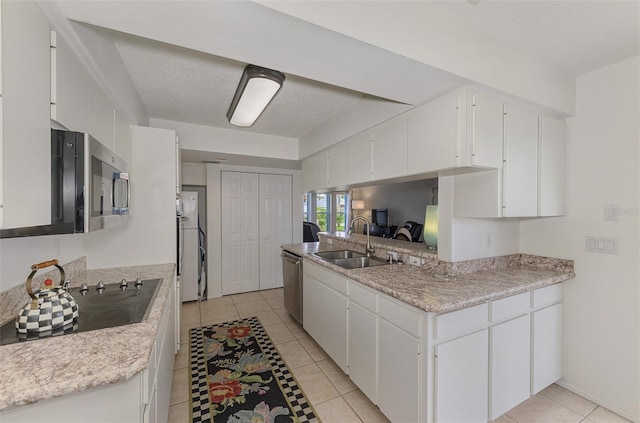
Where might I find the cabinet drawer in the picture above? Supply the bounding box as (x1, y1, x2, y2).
(436, 303, 488, 341)
(533, 283, 563, 308)
(380, 295, 421, 337)
(491, 292, 530, 322)
(305, 261, 348, 295)
(349, 280, 378, 313)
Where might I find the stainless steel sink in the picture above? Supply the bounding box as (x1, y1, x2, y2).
(312, 250, 366, 260)
(332, 256, 388, 269)
(312, 250, 388, 269)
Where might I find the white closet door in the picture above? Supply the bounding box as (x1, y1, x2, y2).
(221, 172, 259, 295)
(259, 174, 292, 290)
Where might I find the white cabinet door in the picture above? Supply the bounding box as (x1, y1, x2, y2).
(378, 319, 421, 423)
(372, 117, 408, 180)
(348, 301, 378, 403)
(259, 174, 292, 290)
(1, 1, 51, 228)
(467, 88, 504, 168)
(503, 103, 539, 217)
(407, 88, 463, 174)
(327, 141, 348, 188)
(322, 285, 349, 372)
(301, 152, 327, 192)
(491, 314, 531, 419)
(346, 131, 372, 185)
(302, 274, 323, 344)
(532, 303, 563, 394)
(539, 116, 567, 216)
(221, 172, 260, 295)
(50, 31, 92, 135)
(435, 329, 489, 423)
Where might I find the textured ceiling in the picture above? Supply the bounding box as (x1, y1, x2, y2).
(111, 29, 365, 139)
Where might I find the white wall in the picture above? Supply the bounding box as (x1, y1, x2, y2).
(300, 97, 411, 158)
(259, 1, 576, 116)
(84, 126, 177, 269)
(520, 56, 639, 421)
(0, 235, 84, 291)
(438, 175, 520, 262)
(182, 162, 207, 186)
(151, 118, 299, 161)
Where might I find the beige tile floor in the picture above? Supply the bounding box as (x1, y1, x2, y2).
(169, 288, 630, 423)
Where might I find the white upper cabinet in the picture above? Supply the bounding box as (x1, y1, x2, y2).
(301, 151, 327, 192)
(503, 103, 539, 217)
(407, 87, 464, 174)
(466, 87, 504, 168)
(1, 1, 51, 229)
(327, 141, 348, 188)
(539, 116, 567, 216)
(454, 101, 566, 218)
(371, 117, 408, 180)
(51, 30, 119, 152)
(50, 31, 92, 135)
(346, 131, 372, 185)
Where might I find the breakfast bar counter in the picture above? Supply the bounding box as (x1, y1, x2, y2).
(282, 233, 575, 314)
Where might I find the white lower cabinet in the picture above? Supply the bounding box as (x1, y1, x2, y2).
(321, 285, 349, 372)
(302, 261, 349, 372)
(435, 329, 489, 423)
(532, 303, 563, 394)
(302, 262, 565, 423)
(491, 314, 531, 419)
(348, 300, 378, 402)
(302, 274, 323, 343)
(378, 319, 421, 423)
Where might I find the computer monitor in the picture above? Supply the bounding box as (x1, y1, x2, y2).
(372, 209, 388, 226)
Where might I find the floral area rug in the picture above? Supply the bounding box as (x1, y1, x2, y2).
(189, 317, 318, 423)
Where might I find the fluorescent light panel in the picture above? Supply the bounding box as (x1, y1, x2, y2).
(227, 65, 285, 127)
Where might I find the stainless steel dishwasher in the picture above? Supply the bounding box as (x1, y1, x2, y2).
(281, 250, 303, 325)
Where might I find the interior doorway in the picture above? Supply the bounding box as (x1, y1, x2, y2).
(182, 185, 208, 298)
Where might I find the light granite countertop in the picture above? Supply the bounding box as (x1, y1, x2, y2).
(0, 262, 175, 412)
(282, 239, 575, 314)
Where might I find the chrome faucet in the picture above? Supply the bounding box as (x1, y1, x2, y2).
(348, 216, 375, 256)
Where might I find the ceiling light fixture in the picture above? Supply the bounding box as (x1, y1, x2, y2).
(227, 64, 285, 127)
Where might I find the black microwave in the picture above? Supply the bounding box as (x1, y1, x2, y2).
(0, 130, 130, 238)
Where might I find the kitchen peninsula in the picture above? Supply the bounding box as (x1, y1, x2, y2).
(282, 232, 575, 423)
(0, 258, 178, 422)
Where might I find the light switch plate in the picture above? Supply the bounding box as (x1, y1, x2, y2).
(604, 204, 619, 221)
(585, 236, 618, 254)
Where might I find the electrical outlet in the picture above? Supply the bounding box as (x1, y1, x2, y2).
(53, 238, 61, 256)
(408, 255, 421, 266)
(485, 232, 492, 248)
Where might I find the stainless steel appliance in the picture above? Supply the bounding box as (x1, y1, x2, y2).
(282, 250, 303, 324)
(0, 278, 161, 345)
(0, 129, 130, 238)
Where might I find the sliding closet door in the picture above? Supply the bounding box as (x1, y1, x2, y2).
(221, 172, 259, 295)
(259, 174, 293, 290)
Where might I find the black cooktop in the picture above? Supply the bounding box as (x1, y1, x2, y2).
(0, 278, 161, 346)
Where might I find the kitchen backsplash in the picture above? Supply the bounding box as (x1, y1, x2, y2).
(0, 256, 87, 324)
(319, 233, 574, 276)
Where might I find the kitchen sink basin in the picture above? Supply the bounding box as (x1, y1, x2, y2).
(312, 250, 366, 260)
(332, 256, 388, 269)
(312, 250, 388, 269)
